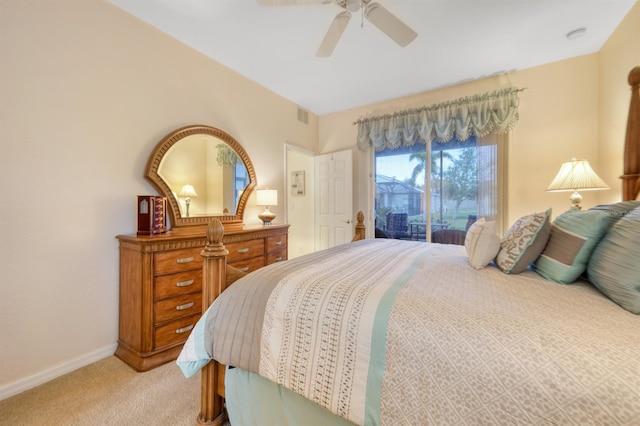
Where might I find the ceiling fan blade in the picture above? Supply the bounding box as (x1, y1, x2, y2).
(257, 0, 332, 5)
(364, 2, 417, 47)
(316, 11, 351, 57)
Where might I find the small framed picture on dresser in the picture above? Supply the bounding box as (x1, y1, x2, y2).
(137, 195, 167, 235)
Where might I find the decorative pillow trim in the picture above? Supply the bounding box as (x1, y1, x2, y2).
(535, 210, 608, 284)
(539, 225, 586, 266)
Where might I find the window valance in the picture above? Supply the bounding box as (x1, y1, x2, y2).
(356, 87, 521, 151)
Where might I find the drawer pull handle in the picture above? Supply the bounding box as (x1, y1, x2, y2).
(275, 256, 283, 261)
(176, 325, 194, 334)
(176, 279, 195, 287)
(176, 257, 194, 264)
(239, 266, 250, 272)
(176, 302, 195, 311)
(275, 241, 283, 246)
(237, 248, 250, 254)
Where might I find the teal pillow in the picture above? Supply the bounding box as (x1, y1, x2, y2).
(496, 209, 551, 274)
(587, 206, 640, 314)
(535, 210, 608, 284)
(588, 201, 640, 230)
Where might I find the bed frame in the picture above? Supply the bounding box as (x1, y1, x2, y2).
(194, 67, 640, 425)
(196, 211, 366, 425)
(622, 66, 640, 201)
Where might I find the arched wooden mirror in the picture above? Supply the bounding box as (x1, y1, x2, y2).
(145, 125, 256, 228)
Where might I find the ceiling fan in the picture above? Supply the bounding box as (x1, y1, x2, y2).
(257, 0, 418, 57)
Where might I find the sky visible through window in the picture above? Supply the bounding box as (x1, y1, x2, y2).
(376, 154, 414, 181)
(376, 152, 457, 185)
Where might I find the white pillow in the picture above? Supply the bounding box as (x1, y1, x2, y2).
(464, 217, 501, 269)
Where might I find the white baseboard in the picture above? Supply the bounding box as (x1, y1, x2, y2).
(0, 344, 118, 401)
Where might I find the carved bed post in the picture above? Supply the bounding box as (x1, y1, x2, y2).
(197, 219, 228, 426)
(352, 211, 366, 242)
(622, 66, 640, 200)
(195, 214, 366, 424)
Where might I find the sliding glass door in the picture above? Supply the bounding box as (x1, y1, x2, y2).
(374, 136, 500, 242)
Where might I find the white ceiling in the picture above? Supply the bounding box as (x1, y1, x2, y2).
(108, 0, 636, 115)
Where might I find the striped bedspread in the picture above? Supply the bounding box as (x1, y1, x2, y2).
(178, 238, 640, 425)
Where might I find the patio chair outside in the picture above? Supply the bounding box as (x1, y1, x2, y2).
(432, 229, 467, 245)
(386, 212, 409, 239)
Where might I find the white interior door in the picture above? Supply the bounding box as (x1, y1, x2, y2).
(314, 149, 353, 250)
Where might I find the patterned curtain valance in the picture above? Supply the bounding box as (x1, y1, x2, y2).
(356, 87, 521, 151)
(216, 144, 238, 166)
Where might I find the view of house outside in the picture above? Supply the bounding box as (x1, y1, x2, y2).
(374, 139, 479, 241)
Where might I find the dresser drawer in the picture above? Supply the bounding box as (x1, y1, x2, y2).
(155, 292, 203, 324)
(116, 224, 289, 371)
(228, 255, 265, 274)
(226, 239, 264, 263)
(154, 314, 200, 349)
(266, 249, 287, 265)
(154, 247, 203, 275)
(155, 270, 202, 300)
(267, 234, 287, 253)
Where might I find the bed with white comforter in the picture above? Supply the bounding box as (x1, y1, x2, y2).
(179, 226, 640, 425)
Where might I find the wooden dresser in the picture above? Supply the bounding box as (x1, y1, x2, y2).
(115, 223, 289, 371)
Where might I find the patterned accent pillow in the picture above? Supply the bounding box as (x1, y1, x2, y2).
(464, 217, 500, 269)
(587, 205, 640, 314)
(534, 210, 608, 284)
(496, 209, 551, 274)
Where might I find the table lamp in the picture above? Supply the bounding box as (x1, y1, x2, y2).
(546, 158, 608, 210)
(256, 189, 277, 225)
(179, 184, 198, 217)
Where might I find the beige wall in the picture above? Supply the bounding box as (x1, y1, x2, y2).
(320, 55, 602, 228)
(599, 0, 640, 204)
(1, 0, 639, 399)
(320, 1, 640, 228)
(285, 146, 316, 257)
(0, 0, 317, 397)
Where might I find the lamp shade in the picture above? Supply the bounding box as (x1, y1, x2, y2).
(256, 189, 278, 206)
(546, 159, 609, 192)
(179, 184, 198, 198)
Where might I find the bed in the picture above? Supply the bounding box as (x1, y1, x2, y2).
(177, 67, 640, 425)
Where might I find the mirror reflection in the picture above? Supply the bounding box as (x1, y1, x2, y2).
(145, 125, 256, 229)
(157, 135, 250, 217)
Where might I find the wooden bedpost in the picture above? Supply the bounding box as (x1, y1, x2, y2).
(622, 66, 640, 201)
(197, 219, 228, 426)
(352, 211, 366, 242)
(195, 215, 366, 424)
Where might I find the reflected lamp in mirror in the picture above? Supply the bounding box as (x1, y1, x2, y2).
(256, 189, 278, 225)
(546, 158, 609, 210)
(179, 184, 198, 217)
(145, 125, 257, 228)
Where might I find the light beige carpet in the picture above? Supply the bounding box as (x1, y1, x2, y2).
(0, 356, 210, 425)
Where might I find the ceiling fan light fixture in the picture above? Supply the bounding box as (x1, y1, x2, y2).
(261, 0, 418, 57)
(345, 0, 361, 12)
(364, 2, 417, 47)
(258, 0, 332, 4)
